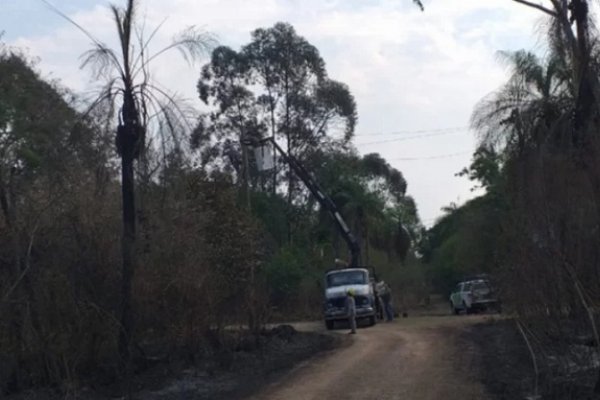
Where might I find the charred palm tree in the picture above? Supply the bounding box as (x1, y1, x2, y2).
(45, 0, 213, 379)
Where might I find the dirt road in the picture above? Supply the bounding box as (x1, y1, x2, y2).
(251, 315, 491, 400)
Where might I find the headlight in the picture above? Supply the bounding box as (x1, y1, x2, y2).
(356, 296, 370, 306)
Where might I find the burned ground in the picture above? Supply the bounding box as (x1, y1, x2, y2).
(466, 318, 599, 400)
(7, 326, 342, 400)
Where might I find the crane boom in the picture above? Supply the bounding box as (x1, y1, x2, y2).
(248, 137, 361, 267)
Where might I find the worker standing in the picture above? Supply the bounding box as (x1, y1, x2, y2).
(382, 283, 393, 321)
(345, 289, 357, 334)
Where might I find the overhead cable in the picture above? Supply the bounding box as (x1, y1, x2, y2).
(355, 130, 468, 146)
(354, 126, 468, 137)
(388, 151, 471, 161)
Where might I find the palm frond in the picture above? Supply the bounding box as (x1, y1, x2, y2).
(122, 0, 136, 59)
(110, 4, 129, 78)
(143, 83, 197, 130)
(497, 50, 544, 90)
(82, 78, 123, 116)
(41, 0, 104, 48)
(80, 45, 124, 79)
(131, 17, 169, 74)
(412, 0, 424, 11)
(141, 91, 189, 160)
(142, 26, 216, 69)
(110, 4, 125, 47)
(77, 83, 122, 138)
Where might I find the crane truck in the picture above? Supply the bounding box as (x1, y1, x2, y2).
(244, 137, 386, 330)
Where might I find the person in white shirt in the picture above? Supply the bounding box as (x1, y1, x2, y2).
(345, 289, 357, 334)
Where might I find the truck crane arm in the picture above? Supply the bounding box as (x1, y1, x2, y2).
(246, 137, 361, 267)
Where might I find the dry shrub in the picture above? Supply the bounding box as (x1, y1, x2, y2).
(497, 136, 600, 396)
(133, 172, 267, 360)
(0, 166, 269, 395)
(0, 170, 121, 393)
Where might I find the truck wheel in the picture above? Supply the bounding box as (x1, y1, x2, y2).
(463, 301, 473, 315)
(451, 302, 459, 315)
(368, 316, 376, 326)
(325, 320, 334, 330)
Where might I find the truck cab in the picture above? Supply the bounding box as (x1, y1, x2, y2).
(323, 268, 378, 330)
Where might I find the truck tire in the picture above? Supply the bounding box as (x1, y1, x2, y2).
(495, 302, 502, 314)
(451, 302, 459, 315)
(368, 315, 376, 326)
(325, 320, 334, 330)
(463, 301, 473, 315)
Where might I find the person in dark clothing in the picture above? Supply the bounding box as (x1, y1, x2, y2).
(381, 284, 394, 322)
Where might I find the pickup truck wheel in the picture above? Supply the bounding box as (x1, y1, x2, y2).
(463, 301, 473, 315)
(495, 302, 502, 314)
(368, 316, 376, 326)
(325, 320, 334, 330)
(451, 302, 459, 315)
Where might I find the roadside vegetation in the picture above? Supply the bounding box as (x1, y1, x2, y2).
(0, 1, 425, 397)
(8, 0, 600, 398)
(424, 1, 600, 398)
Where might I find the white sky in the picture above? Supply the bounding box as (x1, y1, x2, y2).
(1, 0, 549, 225)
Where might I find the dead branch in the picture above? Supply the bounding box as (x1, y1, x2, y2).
(512, 0, 558, 16)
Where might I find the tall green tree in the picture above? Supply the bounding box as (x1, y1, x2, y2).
(245, 23, 357, 210)
(423, 147, 505, 294)
(196, 46, 266, 205)
(198, 22, 357, 242)
(242, 23, 357, 160)
(310, 149, 417, 264)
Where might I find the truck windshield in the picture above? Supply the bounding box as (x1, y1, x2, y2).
(326, 271, 367, 287)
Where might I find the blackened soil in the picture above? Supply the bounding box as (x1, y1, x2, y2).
(6, 325, 342, 400)
(140, 327, 342, 400)
(464, 318, 598, 400)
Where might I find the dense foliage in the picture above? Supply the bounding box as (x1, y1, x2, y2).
(0, 13, 423, 396)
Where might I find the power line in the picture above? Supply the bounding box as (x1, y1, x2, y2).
(355, 130, 468, 146)
(388, 151, 471, 161)
(354, 126, 468, 137)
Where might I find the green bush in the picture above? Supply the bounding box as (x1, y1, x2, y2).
(265, 246, 305, 306)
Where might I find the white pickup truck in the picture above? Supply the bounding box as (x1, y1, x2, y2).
(323, 268, 378, 330)
(449, 278, 501, 314)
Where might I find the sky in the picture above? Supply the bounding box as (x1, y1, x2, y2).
(0, 0, 548, 226)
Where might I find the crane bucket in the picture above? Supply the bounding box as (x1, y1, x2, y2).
(253, 141, 275, 171)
